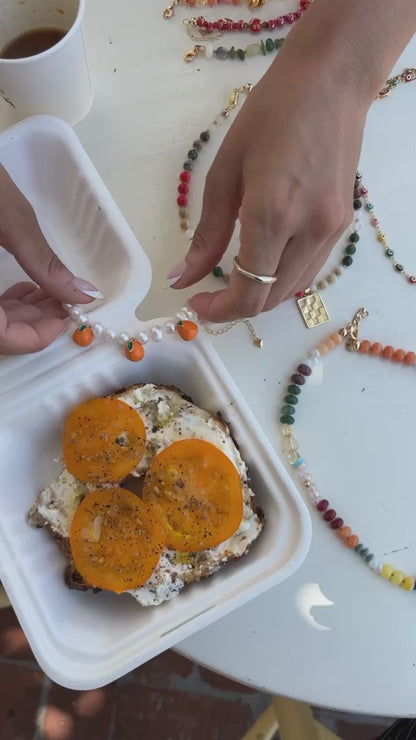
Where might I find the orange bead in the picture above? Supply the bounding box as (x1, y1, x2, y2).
(73, 326, 94, 347)
(382, 345, 394, 360)
(359, 340, 370, 354)
(325, 338, 336, 351)
(393, 349, 405, 363)
(338, 526, 352, 540)
(404, 351, 416, 365)
(125, 340, 145, 362)
(346, 534, 359, 549)
(330, 332, 343, 346)
(370, 342, 382, 356)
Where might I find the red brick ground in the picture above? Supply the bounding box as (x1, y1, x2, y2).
(0, 607, 393, 740)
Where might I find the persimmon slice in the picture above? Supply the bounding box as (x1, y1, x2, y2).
(63, 397, 146, 483)
(69, 488, 165, 593)
(142, 439, 243, 552)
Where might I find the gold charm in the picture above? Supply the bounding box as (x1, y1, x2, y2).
(297, 292, 330, 329)
(248, 0, 266, 6)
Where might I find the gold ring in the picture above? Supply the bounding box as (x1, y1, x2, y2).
(233, 256, 278, 285)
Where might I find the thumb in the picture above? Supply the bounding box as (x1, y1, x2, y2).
(169, 171, 238, 290)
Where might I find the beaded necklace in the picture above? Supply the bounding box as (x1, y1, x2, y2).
(280, 308, 416, 593)
(163, 0, 267, 20)
(64, 302, 201, 361)
(360, 178, 416, 285)
(296, 68, 416, 326)
(184, 0, 307, 37)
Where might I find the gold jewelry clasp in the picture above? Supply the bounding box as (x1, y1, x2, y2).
(163, 1, 178, 19)
(222, 84, 254, 116)
(339, 308, 369, 351)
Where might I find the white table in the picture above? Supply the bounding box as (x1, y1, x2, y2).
(1, 0, 416, 718)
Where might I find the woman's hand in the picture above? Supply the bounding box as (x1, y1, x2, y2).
(170, 0, 416, 322)
(0, 165, 100, 354)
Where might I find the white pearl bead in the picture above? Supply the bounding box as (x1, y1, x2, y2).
(309, 348, 320, 360)
(185, 229, 194, 241)
(69, 306, 81, 320)
(176, 311, 188, 322)
(183, 307, 197, 321)
(78, 314, 88, 325)
(62, 303, 73, 312)
(164, 321, 176, 335)
(149, 326, 163, 342)
(204, 41, 213, 58)
(117, 332, 130, 345)
(138, 331, 149, 345)
(91, 322, 104, 337)
(104, 328, 117, 342)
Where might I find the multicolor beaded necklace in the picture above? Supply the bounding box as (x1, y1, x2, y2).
(360, 177, 416, 285)
(280, 308, 416, 593)
(296, 68, 416, 326)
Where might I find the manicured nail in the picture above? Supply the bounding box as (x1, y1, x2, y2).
(73, 277, 104, 300)
(166, 259, 187, 287)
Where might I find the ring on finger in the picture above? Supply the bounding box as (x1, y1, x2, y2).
(233, 256, 278, 285)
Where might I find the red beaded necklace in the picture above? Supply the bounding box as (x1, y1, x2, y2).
(184, 0, 309, 37)
(163, 0, 267, 19)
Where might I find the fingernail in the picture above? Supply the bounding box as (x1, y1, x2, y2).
(167, 259, 187, 284)
(73, 277, 104, 300)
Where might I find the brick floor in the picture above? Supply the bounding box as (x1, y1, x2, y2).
(0, 606, 395, 740)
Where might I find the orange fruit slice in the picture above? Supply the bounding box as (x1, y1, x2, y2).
(143, 439, 243, 552)
(63, 397, 146, 484)
(69, 488, 165, 593)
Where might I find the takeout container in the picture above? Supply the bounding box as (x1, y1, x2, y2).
(0, 115, 311, 689)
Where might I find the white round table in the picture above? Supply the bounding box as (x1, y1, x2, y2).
(1, 0, 416, 717)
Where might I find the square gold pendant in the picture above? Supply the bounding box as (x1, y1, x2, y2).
(297, 292, 330, 329)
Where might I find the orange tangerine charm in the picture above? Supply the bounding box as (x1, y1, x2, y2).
(176, 320, 198, 341)
(73, 325, 94, 347)
(125, 340, 145, 362)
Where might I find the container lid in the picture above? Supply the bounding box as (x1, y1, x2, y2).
(0, 115, 152, 397)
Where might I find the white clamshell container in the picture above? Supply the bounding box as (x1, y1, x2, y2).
(0, 116, 311, 689)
